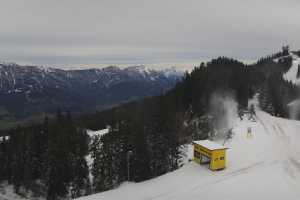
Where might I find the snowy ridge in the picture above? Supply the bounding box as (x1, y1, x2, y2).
(77, 110, 300, 200)
(283, 53, 300, 85)
(0, 63, 182, 117)
(0, 64, 183, 94)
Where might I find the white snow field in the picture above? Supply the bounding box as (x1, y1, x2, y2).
(283, 53, 300, 85)
(77, 110, 300, 200)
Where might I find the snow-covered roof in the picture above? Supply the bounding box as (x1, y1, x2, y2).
(193, 140, 227, 150)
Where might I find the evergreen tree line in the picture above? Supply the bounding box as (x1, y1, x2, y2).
(252, 54, 299, 117)
(0, 111, 90, 200)
(90, 95, 181, 192)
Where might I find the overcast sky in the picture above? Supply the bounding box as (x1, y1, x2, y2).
(0, 0, 300, 70)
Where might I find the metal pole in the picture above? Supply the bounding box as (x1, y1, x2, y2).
(127, 150, 132, 181)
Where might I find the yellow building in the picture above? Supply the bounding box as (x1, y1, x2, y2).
(193, 140, 228, 171)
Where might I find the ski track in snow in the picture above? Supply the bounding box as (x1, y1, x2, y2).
(78, 110, 300, 200)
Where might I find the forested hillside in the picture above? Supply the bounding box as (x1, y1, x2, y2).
(0, 48, 299, 199)
(0, 65, 182, 130)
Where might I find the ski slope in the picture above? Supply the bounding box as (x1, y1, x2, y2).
(78, 111, 300, 200)
(283, 53, 300, 85)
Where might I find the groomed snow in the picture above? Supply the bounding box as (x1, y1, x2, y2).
(193, 140, 227, 150)
(77, 109, 300, 200)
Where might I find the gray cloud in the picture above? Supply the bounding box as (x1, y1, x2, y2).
(1, 0, 300, 69)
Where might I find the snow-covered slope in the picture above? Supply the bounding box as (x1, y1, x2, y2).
(77, 110, 300, 200)
(283, 53, 300, 85)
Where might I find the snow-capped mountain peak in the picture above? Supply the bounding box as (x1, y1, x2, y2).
(0, 63, 183, 118)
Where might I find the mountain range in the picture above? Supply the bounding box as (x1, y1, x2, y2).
(0, 63, 183, 124)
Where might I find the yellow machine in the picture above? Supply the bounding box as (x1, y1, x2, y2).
(193, 140, 228, 171)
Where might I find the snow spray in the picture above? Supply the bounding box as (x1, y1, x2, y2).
(209, 90, 238, 140)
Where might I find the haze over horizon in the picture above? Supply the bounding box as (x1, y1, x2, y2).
(1, 0, 300, 70)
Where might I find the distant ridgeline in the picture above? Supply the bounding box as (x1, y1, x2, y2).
(0, 48, 299, 200)
(0, 65, 182, 129)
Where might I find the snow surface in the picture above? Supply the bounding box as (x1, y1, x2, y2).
(287, 99, 300, 119)
(77, 110, 300, 200)
(193, 140, 227, 150)
(0, 136, 9, 142)
(86, 128, 109, 138)
(283, 53, 300, 85)
(0, 181, 44, 200)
